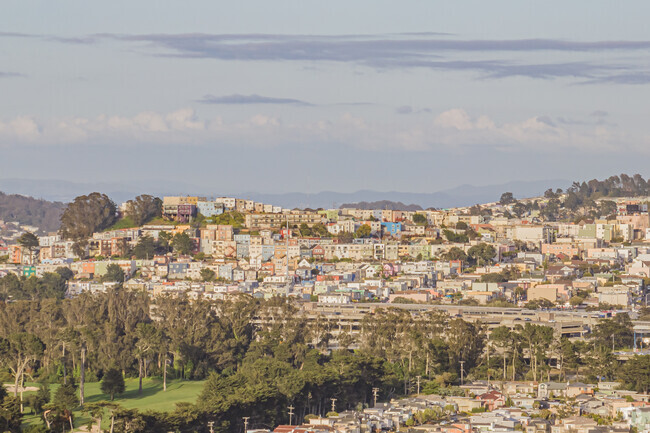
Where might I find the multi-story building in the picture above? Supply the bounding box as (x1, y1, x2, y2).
(245, 212, 324, 230)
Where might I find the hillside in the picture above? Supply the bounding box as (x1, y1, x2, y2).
(339, 200, 423, 211)
(0, 191, 65, 232)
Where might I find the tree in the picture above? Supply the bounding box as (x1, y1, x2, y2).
(133, 236, 156, 260)
(490, 326, 512, 380)
(514, 323, 553, 381)
(40, 272, 67, 299)
(446, 318, 486, 372)
(59, 193, 117, 241)
(17, 232, 39, 264)
(412, 214, 427, 225)
(124, 195, 162, 226)
(467, 243, 496, 266)
(172, 233, 193, 255)
(443, 229, 468, 243)
(158, 231, 173, 253)
(298, 223, 312, 237)
(512, 202, 527, 218)
(200, 268, 216, 282)
(620, 356, 650, 394)
(544, 188, 558, 199)
(443, 247, 467, 262)
(593, 314, 634, 350)
(102, 264, 125, 283)
(0, 333, 45, 397)
(26, 382, 50, 414)
(569, 296, 585, 307)
(499, 192, 515, 205)
(135, 323, 160, 395)
(337, 232, 354, 244)
(0, 397, 22, 432)
(311, 223, 330, 237)
(55, 267, 74, 281)
(101, 368, 126, 401)
(83, 401, 120, 433)
(54, 381, 79, 410)
(355, 224, 372, 238)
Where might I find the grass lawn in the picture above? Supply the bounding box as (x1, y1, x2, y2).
(21, 378, 205, 431)
(107, 217, 138, 231)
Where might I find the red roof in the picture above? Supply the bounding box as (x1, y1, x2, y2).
(478, 390, 504, 401)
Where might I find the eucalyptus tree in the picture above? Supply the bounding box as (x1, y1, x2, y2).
(0, 333, 45, 396)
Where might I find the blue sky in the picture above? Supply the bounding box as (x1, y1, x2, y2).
(2, 1, 650, 194)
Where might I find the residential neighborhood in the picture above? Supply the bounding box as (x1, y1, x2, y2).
(4, 186, 650, 432)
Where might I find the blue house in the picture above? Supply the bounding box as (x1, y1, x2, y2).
(381, 222, 402, 237)
(196, 201, 224, 217)
(169, 262, 189, 276)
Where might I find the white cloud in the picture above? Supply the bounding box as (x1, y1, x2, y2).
(434, 109, 475, 130)
(0, 107, 634, 155)
(165, 108, 205, 130)
(0, 116, 41, 140)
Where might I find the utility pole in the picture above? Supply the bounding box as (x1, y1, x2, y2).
(372, 387, 379, 407)
(243, 417, 249, 433)
(288, 405, 295, 426)
(487, 334, 491, 388)
(416, 376, 421, 395)
(459, 361, 466, 386)
(330, 398, 337, 413)
(207, 421, 214, 433)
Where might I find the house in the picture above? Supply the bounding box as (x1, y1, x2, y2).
(566, 382, 594, 398)
(537, 382, 568, 399)
(528, 284, 571, 304)
(463, 291, 498, 304)
(381, 222, 402, 237)
(597, 285, 631, 307)
(476, 390, 506, 411)
(318, 294, 351, 304)
(448, 396, 483, 412)
(551, 416, 597, 433)
(389, 290, 430, 303)
(630, 407, 650, 432)
(526, 419, 551, 433)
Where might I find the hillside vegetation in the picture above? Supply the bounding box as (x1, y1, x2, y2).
(0, 191, 65, 232)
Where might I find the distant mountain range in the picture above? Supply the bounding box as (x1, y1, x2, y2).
(0, 178, 570, 210)
(339, 201, 423, 211)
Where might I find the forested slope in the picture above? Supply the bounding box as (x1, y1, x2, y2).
(0, 191, 65, 232)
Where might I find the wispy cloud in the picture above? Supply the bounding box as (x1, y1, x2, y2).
(396, 106, 413, 115)
(106, 33, 650, 84)
(0, 72, 26, 78)
(580, 73, 650, 85)
(5, 31, 650, 84)
(198, 93, 311, 105)
(0, 31, 39, 38)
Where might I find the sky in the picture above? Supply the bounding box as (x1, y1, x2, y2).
(2, 1, 650, 194)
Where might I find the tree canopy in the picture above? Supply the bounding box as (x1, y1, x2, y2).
(124, 195, 162, 226)
(59, 193, 117, 242)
